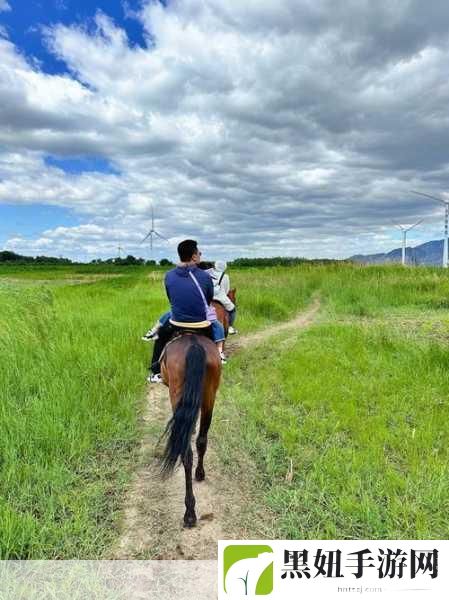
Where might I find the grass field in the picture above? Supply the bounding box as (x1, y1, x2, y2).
(217, 265, 449, 540)
(1, 263, 449, 557)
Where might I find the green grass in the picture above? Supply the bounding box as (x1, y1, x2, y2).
(226, 265, 321, 331)
(215, 265, 449, 539)
(1, 262, 449, 555)
(0, 263, 150, 278)
(0, 264, 318, 557)
(0, 272, 158, 558)
(319, 264, 449, 316)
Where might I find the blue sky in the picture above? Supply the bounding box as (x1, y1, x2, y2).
(44, 155, 120, 175)
(1, 1, 147, 75)
(0, 1, 139, 253)
(0, 203, 80, 243)
(1, 1, 449, 261)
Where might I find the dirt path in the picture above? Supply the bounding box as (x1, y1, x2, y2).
(234, 296, 320, 349)
(111, 297, 320, 559)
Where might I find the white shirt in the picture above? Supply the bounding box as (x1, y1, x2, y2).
(207, 268, 235, 311)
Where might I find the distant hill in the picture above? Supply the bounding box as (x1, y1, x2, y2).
(350, 239, 445, 266)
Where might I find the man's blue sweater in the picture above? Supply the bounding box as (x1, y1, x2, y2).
(165, 265, 214, 324)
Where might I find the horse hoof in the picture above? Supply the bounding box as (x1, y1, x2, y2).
(195, 467, 205, 481)
(184, 515, 197, 528)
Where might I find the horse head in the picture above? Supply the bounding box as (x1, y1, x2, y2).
(228, 287, 237, 304)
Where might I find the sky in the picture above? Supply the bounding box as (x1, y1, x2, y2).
(2, 0, 449, 262)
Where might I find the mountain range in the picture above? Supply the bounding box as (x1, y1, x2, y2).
(349, 239, 445, 266)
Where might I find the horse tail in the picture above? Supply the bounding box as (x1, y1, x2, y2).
(161, 336, 206, 476)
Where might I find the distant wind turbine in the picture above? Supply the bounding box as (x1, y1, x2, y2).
(140, 204, 169, 255)
(410, 190, 449, 268)
(392, 220, 422, 266)
(117, 244, 123, 258)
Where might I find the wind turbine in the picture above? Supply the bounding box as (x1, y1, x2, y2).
(392, 220, 422, 266)
(117, 244, 123, 258)
(140, 204, 169, 256)
(410, 190, 449, 268)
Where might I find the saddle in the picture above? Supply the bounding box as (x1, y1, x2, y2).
(159, 325, 212, 363)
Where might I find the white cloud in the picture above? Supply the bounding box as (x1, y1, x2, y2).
(0, 1, 11, 13)
(2, 1, 449, 259)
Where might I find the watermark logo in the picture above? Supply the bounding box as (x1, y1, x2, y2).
(223, 544, 274, 596)
(220, 540, 446, 599)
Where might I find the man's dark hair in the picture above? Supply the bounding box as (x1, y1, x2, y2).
(177, 239, 198, 262)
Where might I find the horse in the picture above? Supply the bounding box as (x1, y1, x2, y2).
(212, 287, 237, 341)
(159, 331, 221, 527)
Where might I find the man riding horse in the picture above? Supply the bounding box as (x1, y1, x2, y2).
(148, 240, 222, 528)
(148, 239, 215, 383)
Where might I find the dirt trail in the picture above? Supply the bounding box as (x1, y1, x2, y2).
(112, 297, 320, 560)
(236, 296, 320, 349)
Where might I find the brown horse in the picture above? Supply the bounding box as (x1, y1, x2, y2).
(160, 332, 221, 527)
(212, 288, 237, 342)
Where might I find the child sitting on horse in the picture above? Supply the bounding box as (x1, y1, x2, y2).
(207, 260, 237, 334)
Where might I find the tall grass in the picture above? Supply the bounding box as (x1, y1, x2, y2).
(229, 265, 321, 330)
(0, 274, 164, 558)
(218, 323, 449, 538)
(2, 263, 449, 555)
(320, 264, 449, 316)
(0, 264, 318, 557)
(215, 264, 449, 539)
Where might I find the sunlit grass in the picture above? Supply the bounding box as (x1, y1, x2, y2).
(218, 323, 449, 538)
(0, 274, 154, 557)
(1, 263, 449, 554)
(215, 264, 449, 539)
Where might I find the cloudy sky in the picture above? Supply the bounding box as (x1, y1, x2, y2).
(1, 0, 449, 261)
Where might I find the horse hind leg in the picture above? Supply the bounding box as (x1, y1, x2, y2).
(195, 407, 213, 482)
(182, 444, 197, 527)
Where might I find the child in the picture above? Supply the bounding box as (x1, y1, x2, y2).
(208, 260, 237, 334)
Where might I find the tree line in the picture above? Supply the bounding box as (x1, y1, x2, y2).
(0, 251, 173, 266)
(0, 250, 343, 267)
